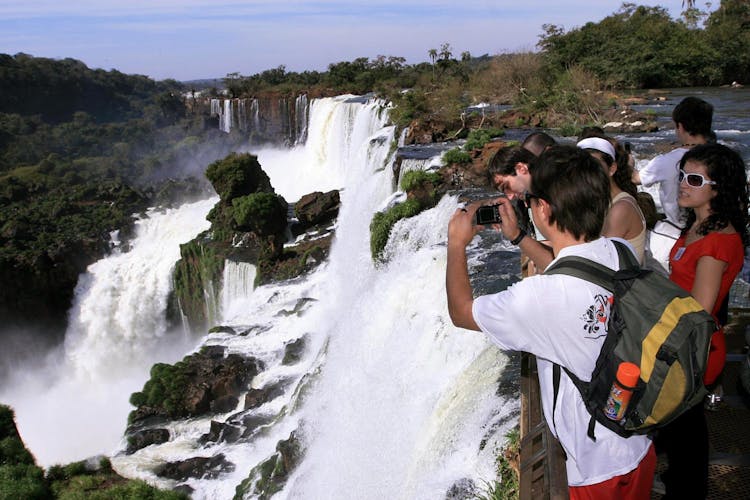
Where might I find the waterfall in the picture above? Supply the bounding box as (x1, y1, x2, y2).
(210, 98, 221, 117)
(110, 95, 517, 499)
(221, 99, 232, 133)
(294, 94, 309, 144)
(250, 98, 260, 132)
(0, 197, 217, 466)
(220, 260, 257, 320)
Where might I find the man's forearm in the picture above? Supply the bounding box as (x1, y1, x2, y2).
(446, 242, 480, 331)
(518, 236, 554, 272)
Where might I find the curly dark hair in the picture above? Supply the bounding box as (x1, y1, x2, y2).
(679, 143, 750, 246)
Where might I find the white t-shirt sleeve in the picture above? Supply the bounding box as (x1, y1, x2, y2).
(637, 148, 684, 187)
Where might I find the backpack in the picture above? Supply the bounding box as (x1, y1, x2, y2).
(545, 239, 716, 439)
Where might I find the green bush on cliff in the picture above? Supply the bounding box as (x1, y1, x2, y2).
(369, 198, 421, 260)
(399, 170, 442, 193)
(232, 192, 288, 234)
(463, 128, 504, 151)
(129, 362, 190, 418)
(205, 153, 272, 201)
(442, 148, 471, 165)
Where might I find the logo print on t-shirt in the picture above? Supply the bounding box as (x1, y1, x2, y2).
(580, 294, 613, 338)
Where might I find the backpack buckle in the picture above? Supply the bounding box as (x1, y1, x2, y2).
(656, 345, 677, 365)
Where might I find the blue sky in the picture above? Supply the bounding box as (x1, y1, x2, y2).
(0, 1, 700, 81)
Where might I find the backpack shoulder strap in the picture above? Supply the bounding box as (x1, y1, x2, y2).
(545, 255, 614, 291)
(544, 239, 640, 291)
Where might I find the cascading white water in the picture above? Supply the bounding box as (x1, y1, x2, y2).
(111, 96, 517, 499)
(0, 197, 217, 466)
(221, 99, 233, 133)
(220, 260, 257, 320)
(294, 94, 309, 144)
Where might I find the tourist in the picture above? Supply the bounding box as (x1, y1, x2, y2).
(447, 145, 655, 498)
(521, 131, 556, 156)
(577, 135, 647, 263)
(656, 143, 749, 499)
(633, 96, 714, 273)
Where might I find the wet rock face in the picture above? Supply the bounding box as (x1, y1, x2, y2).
(155, 453, 235, 481)
(126, 428, 170, 454)
(293, 190, 340, 231)
(235, 430, 304, 499)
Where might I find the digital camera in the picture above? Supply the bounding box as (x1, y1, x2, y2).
(475, 204, 502, 225)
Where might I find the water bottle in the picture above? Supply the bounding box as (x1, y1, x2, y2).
(604, 362, 640, 421)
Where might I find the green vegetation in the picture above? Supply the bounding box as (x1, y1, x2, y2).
(443, 148, 472, 165)
(399, 170, 442, 192)
(463, 128, 504, 151)
(539, 2, 750, 88)
(370, 169, 447, 261)
(232, 193, 288, 234)
(129, 362, 191, 418)
(478, 427, 520, 500)
(370, 198, 422, 260)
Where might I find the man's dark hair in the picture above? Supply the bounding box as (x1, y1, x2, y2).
(576, 126, 605, 142)
(521, 132, 556, 156)
(487, 145, 535, 182)
(529, 145, 611, 241)
(672, 96, 713, 137)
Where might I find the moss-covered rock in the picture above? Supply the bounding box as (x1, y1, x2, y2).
(205, 153, 273, 201)
(127, 348, 263, 425)
(232, 192, 288, 235)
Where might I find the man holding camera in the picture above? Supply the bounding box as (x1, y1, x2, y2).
(446, 145, 655, 498)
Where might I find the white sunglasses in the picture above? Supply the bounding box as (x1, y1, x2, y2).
(679, 169, 716, 188)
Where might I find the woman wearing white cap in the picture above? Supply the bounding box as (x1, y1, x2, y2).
(577, 136, 647, 263)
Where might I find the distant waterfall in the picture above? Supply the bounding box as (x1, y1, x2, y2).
(294, 94, 309, 144)
(221, 99, 232, 133)
(209, 95, 309, 145)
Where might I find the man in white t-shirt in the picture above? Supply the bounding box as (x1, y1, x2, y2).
(634, 97, 713, 274)
(447, 145, 655, 498)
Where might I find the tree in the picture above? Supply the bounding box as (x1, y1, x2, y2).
(428, 48, 438, 79)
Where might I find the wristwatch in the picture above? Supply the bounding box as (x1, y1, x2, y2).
(510, 229, 527, 246)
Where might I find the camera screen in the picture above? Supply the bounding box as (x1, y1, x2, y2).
(476, 205, 500, 225)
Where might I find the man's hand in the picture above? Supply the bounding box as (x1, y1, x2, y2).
(495, 196, 523, 242)
(448, 203, 481, 248)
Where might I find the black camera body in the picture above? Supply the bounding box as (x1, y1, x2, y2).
(475, 204, 502, 225)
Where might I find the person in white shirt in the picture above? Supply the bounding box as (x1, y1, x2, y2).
(633, 96, 714, 274)
(447, 145, 655, 498)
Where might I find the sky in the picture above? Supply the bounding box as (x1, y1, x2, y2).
(0, 1, 698, 82)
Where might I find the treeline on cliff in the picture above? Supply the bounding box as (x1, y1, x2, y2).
(218, 1, 749, 135)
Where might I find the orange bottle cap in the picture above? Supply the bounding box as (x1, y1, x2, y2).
(617, 362, 640, 387)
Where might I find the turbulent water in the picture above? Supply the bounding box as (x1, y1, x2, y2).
(111, 96, 519, 499)
(0, 199, 217, 466)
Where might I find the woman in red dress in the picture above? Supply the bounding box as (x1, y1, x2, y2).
(658, 143, 749, 499)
